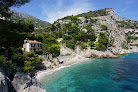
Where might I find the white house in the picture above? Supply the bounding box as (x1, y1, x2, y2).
(22, 39, 41, 52)
(57, 38, 63, 43)
(59, 20, 71, 24)
(82, 28, 87, 32)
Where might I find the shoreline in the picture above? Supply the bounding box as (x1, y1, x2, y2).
(35, 55, 89, 81)
(35, 49, 138, 81)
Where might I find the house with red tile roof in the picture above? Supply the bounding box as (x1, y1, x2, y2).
(57, 38, 63, 42)
(22, 39, 41, 52)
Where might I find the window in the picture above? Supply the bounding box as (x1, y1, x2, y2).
(31, 44, 33, 47)
(36, 44, 38, 47)
(34, 44, 35, 47)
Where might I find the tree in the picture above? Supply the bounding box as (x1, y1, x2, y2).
(67, 25, 80, 35)
(66, 40, 76, 50)
(101, 25, 107, 31)
(42, 32, 55, 40)
(0, 55, 12, 69)
(89, 42, 95, 47)
(96, 33, 108, 50)
(44, 37, 58, 46)
(0, 0, 30, 17)
(85, 24, 96, 41)
(76, 31, 88, 42)
(48, 44, 60, 57)
(23, 50, 43, 72)
(50, 24, 56, 31)
(23, 19, 34, 32)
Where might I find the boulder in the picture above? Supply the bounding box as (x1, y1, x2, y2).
(0, 69, 8, 92)
(12, 72, 46, 92)
(84, 50, 118, 58)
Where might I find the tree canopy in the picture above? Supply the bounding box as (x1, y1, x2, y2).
(96, 33, 109, 50)
(0, 0, 30, 17)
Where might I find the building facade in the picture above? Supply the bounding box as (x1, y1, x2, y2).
(22, 40, 41, 52)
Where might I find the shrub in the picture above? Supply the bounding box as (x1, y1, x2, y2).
(48, 44, 60, 57)
(122, 41, 128, 49)
(0, 55, 12, 69)
(66, 40, 76, 50)
(61, 53, 71, 56)
(80, 43, 87, 49)
(35, 50, 43, 55)
(101, 25, 107, 30)
(135, 44, 138, 47)
(89, 42, 95, 47)
(96, 33, 109, 50)
(23, 50, 43, 72)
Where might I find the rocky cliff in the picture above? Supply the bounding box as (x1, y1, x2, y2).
(56, 8, 138, 54)
(0, 69, 46, 92)
(12, 72, 46, 92)
(0, 69, 8, 92)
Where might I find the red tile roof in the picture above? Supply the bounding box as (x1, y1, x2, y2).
(27, 40, 41, 43)
(57, 38, 63, 40)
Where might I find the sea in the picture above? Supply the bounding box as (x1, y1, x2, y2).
(40, 53, 138, 92)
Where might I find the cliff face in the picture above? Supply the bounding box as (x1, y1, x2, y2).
(57, 8, 137, 54)
(0, 69, 8, 92)
(12, 72, 46, 92)
(0, 69, 46, 92)
(95, 8, 128, 54)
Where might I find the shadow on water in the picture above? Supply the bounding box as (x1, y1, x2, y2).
(120, 85, 136, 91)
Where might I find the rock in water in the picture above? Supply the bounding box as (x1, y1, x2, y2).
(12, 72, 46, 92)
(0, 69, 8, 92)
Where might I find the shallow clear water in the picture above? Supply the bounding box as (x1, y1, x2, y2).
(41, 53, 138, 92)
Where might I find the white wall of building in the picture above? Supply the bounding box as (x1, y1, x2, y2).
(26, 43, 30, 52)
(23, 40, 41, 52)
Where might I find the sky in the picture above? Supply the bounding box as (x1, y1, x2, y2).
(10, 0, 138, 23)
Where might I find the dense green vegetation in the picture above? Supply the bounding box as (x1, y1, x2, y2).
(121, 41, 128, 49)
(126, 31, 138, 43)
(23, 51, 43, 72)
(136, 44, 138, 47)
(61, 23, 96, 50)
(0, 18, 59, 75)
(96, 33, 109, 50)
(89, 42, 95, 49)
(0, 19, 34, 49)
(116, 21, 138, 29)
(77, 9, 107, 18)
(41, 32, 60, 56)
(101, 25, 108, 30)
(0, 19, 44, 73)
(61, 15, 78, 22)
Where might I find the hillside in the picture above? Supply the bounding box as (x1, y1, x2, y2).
(46, 8, 138, 54)
(6, 10, 50, 29)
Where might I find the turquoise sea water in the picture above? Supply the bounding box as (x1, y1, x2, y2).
(41, 53, 138, 92)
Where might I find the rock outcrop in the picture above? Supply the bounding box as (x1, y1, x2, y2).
(75, 46, 118, 58)
(84, 50, 118, 58)
(12, 72, 46, 92)
(0, 69, 8, 92)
